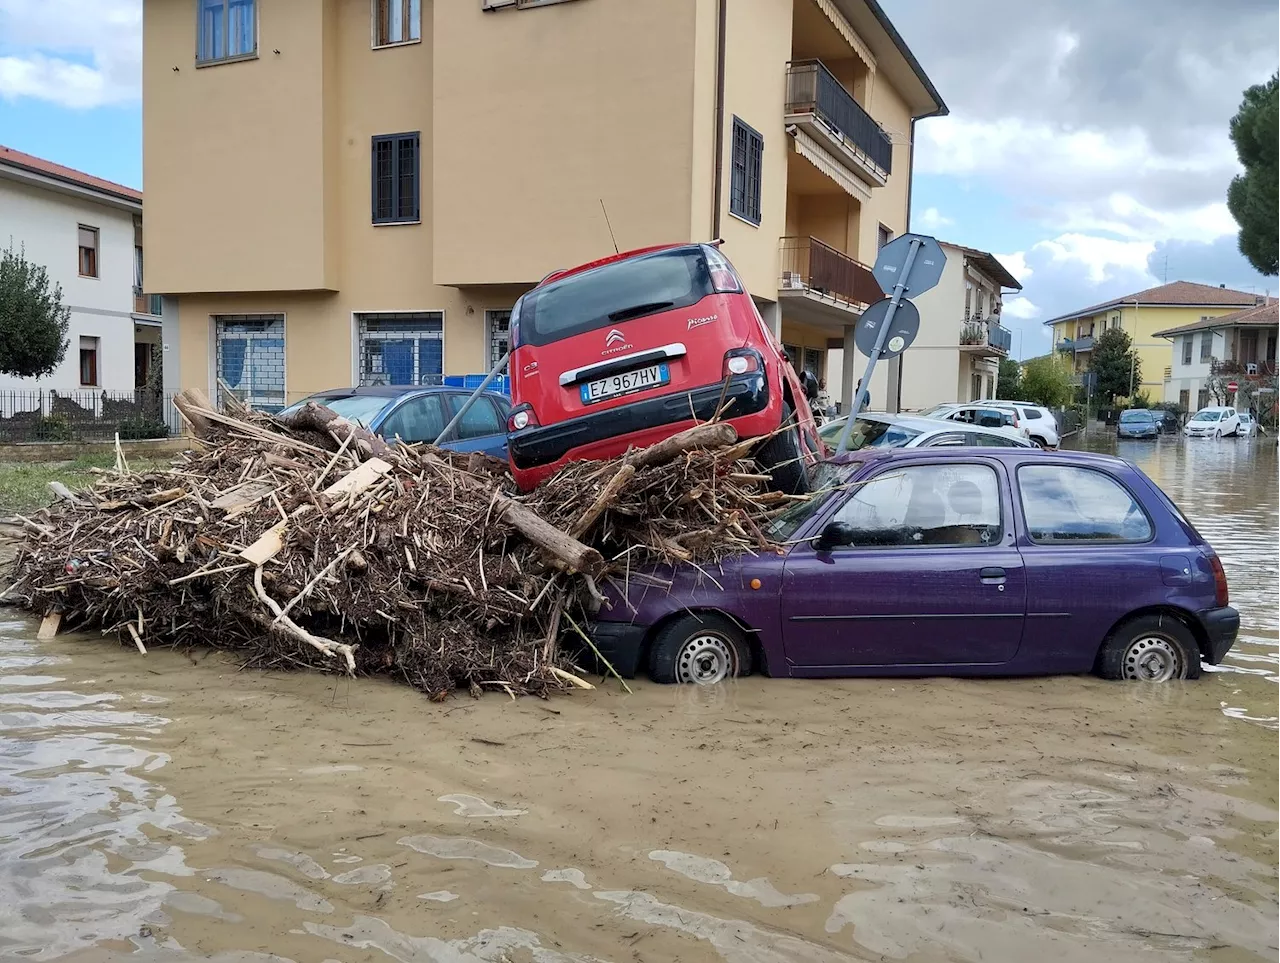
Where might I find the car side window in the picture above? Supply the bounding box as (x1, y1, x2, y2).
(832, 464, 1003, 548)
(1017, 465, 1154, 543)
(447, 395, 503, 440)
(922, 432, 969, 447)
(380, 394, 447, 444)
(974, 432, 1018, 447)
(947, 409, 973, 424)
(975, 408, 1005, 429)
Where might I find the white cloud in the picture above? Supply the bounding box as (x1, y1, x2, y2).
(1031, 233, 1157, 285)
(914, 206, 953, 232)
(0, 0, 140, 108)
(992, 251, 1032, 283)
(1000, 297, 1040, 320)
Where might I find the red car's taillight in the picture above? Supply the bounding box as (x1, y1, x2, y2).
(723, 347, 762, 378)
(704, 245, 743, 293)
(507, 404, 538, 433)
(1209, 553, 1229, 607)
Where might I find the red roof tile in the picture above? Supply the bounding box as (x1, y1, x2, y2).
(1044, 281, 1259, 325)
(0, 144, 141, 204)
(1152, 300, 1279, 338)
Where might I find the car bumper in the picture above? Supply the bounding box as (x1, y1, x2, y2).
(573, 620, 648, 679)
(1117, 429, 1158, 438)
(508, 372, 770, 472)
(1197, 606, 1239, 664)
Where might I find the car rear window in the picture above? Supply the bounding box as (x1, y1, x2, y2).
(819, 418, 921, 451)
(1120, 409, 1154, 422)
(513, 247, 717, 347)
(1017, 465, 1153, 543)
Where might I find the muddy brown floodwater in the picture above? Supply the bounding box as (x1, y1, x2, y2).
(1, 434, 1276, 963)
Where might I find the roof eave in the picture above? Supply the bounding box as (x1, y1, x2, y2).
(0, 161, 142, 213)
(835, 0, 947, 119)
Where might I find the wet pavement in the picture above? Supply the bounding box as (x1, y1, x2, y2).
(1, 432, 1276, 962)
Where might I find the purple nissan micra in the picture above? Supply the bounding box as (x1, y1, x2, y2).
(586, 448, 1238, 685)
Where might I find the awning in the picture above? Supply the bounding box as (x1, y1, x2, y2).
(815, 0, 876, 72)
(790, 129, 872, 204)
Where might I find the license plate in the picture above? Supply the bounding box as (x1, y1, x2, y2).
(580, 363, 669, 404)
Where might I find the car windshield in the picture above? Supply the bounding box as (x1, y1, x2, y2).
(513, 247, 718, 347)
(278, 394, 394, 428)
(1191, 410, 1222, 422)
(763, 462, 849, 541)
(1120, 409, 1154, 422)
(819, 418, 922, 451)
(1240, 413, 1253, 423)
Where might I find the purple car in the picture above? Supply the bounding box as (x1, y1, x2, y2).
(587, 448, 1237, 685)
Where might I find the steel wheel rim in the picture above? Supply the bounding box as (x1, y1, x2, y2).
(676, 634, 733, 685)
(1122, 635, 1184, 682)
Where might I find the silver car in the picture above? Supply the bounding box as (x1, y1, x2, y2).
(820, 412, 1035, 451)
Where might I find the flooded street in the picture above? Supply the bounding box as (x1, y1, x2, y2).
(1, 435, 1276, 963)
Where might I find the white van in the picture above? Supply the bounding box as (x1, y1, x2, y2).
(1184, 406, 1241, 438)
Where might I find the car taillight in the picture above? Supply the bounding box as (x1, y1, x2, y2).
(1209, 553, 1229, 607)
(704, 246, 743, 293)
(723, 347, 762, 378)
(508, 404, 538, 433)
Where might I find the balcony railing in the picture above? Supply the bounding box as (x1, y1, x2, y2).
(779, 236, 881, 309)
(785, 60, 893, 175)
(133, 288, 163, 317)
(960, 319, 1012, 356)
(1056, 335, 1094, 353)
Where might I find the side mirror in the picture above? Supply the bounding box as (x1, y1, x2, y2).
(814, 521, 855, 552)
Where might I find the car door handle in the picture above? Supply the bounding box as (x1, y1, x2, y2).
(979, 567, 1006, 580)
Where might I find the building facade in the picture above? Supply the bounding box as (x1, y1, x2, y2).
(0, 147, 163, 403)
(895, 242, 1017, 411)
(1155, 301, 1278, 412)
(1045, 281, 1259, 403)
(142, 0, 945, 412)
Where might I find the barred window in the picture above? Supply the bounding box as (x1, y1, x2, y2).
(729, 117, 763, 226)
(357, 312, 443, 386)
(372, 133, 420, 224)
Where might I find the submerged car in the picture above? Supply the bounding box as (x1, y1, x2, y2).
(1184, 406, 1241, 438)
(586, 448, 1236, 685)
(505, 243, 822, 494)
(819, 412, 1034, 450)
(1236, 412, 1258, 437)
(1117, 408, 1159, 439)
(278, 386, 512, 458)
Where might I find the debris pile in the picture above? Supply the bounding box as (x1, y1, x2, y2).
(1, 392, 799, 698)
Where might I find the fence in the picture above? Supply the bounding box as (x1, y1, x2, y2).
(0, 390, 179, 444)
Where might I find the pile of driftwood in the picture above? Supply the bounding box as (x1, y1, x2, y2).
(0, 391, 800, 698)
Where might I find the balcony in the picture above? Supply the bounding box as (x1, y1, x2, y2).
(778, 236, 881, 330)
(133, 288, 163, 318)
(785, 60, 893, 188)
(1056, 335, 1094, 354)
(959, 319, 1012, 357)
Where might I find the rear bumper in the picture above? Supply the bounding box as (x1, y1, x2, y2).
(1196, 606, 1239, 664)
(508, 372, 770, 474)
(574, 621, 648, 679)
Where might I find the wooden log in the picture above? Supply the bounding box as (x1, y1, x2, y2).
(173, 389, 213, 439)
(624, 422, 738, 469)
(569, 463, 636, 539)
(278, 401, 395, 462)
(211, 481, 278, 512)
(494, 496, 605, 578)
(47, 481, 85, 505)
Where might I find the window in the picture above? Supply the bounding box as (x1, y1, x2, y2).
(1181, 335, 1192, 365)
(1197, 388, 1210, 410)
(1200, 331, 1213, 362)
(803, 347, 823, 380)
(972, 431, 1021, 447)
(1110, 315, 1120, 329)
(380, 394, 447, 444)
(921, 432, 968, 447)
(1179, 389, 1190, 411)
(878, 224, 893, 250)
(970, 373, 982, 401)
(78, 225, 98, 277)
(358, 312, 442, 385)
(964, 281, 973, 320)
(729, 117, 763, 226)
(215, 315, 285, 412)
(79, 336, 100, 386)
(373, 0, 421, 45)
(372, 133, 420, 224)
(833, 464, 1002, 548)
(446, 394, 504, 440)
(197, 0, 256, 64)
(975, 289, 986, 319)
(485, 309, 511, 371)
(1018, 465, 1152, 543)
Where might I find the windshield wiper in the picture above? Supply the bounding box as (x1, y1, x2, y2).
(608, 300, 674, 323)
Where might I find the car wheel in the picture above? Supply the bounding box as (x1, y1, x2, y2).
(1096, 615, 1201, 682)
(1213, 427, 1222, 439)
(1030, 436, 1048, 449)
(755, 403, 811, 495)
(648, 614, 752, 685)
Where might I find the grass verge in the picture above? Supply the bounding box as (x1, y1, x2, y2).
(0, 454, 171, 515)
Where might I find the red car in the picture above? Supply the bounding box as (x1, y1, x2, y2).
(505, 243, 823, 492)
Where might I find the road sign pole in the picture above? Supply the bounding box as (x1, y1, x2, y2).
(433, 351, 510, 446)
(835, 237, 923, 454)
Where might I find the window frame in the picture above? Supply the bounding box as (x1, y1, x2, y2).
(1199, 330, 1213, 362)
(371, 0, 422, 48)
(79, 336, 100, 387)
(78, 225, 99, 278)
(196, 0, 259, 67)
(1181, 336, 1193, 365)
(1016, 464, 1156, 547)
(728, 116, 763, 227)
(371, 132, 422, 225)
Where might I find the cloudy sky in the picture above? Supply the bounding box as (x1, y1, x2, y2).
(0, 0, 1276, 357)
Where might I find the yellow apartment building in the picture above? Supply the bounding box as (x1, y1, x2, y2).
(1044, 281, 1261, 403)
(142, 0, 945, 412)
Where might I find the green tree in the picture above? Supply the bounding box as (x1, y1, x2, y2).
(997, 357, 1023, 400)
(1226, 73, 1278, 276)
(1089, 327, 1142, 403)
(1019, 355, 1074, 408)
(0, 243, 71, 379)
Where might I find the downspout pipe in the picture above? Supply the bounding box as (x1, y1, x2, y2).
(711, 0, 727, 240)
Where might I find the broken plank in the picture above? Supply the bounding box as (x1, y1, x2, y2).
(37, 611, 62, 640)
(323, 457, 393, 498)
(211, 481, 279, 511)
(239, 519, 289, 566)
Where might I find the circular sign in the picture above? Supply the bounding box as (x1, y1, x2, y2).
(854, 297, 921, 359)
(1227, 381, 1239, 392)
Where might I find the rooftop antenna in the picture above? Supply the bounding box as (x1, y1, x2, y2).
(1162, 253, 1169, 283)
(599, 199, 619, 255)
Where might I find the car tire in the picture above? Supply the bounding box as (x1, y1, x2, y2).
(648, 613, 753, 685)
(1213, 427, 1222, 439)
(1096, 614, 1201, 682)
(1030, 436, 1048, 449)
(755, 403, 811, 495)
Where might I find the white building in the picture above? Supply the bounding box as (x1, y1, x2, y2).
(1156, 301, 1279, 412)
(0, 146, 164, 406)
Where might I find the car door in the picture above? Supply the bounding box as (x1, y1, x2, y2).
(779, 460, 1026, 669)
(440, 393, 509, 456)
(377, 393, 448, 444)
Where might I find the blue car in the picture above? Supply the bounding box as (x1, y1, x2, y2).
(1117, 408, 1159, 439)
(278, 386, 512, 459)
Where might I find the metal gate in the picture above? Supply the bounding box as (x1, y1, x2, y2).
(357, 312, 444, 386)
(486, 309, 511, 372)
(215, 315, 285, 412)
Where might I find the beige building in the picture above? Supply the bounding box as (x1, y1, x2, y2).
(895, 242, 1019, 411)
(143, 0, 945, 411)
